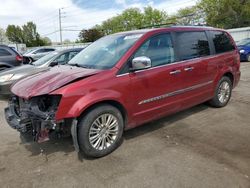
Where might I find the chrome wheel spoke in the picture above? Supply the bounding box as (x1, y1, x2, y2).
(108, 120, 118, 129)
(106, 115, 113, 126)
(95, 137, 102, 149)
(101, 114, 107, 125)
(218, 81, 230, 104)
(90, 134, 100, 143)
(90, 127, 100, 134)
(108, 129, 118, 135)
(224, 84, 229, 90)
(89, 113, 119, 151)
(106, 135, 113, 143)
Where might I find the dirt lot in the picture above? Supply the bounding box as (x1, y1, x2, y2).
(0, 63, 250, 188)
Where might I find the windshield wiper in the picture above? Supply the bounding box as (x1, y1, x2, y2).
(69, 64, 92, 69)
(69, 63, 81, 67)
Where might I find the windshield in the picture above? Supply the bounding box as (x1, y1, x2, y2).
(33, 51, 59, 66)
(68, 33, 143, 69)
(236, 38, 250, 46)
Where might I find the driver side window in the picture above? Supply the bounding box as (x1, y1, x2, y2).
(134, 33, 175, 67)
(54, 53, 69, 64)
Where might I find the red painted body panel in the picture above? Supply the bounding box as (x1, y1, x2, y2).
(10, 27, 241, 129)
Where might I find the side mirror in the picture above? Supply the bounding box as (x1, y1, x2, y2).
(50, 61, 58, 66)
(130, 56, 152, 71)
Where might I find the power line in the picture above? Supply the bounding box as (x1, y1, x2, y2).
(31, 11, 58, 24)
(41, 30, 59, 36)
(39, 0, 199, 41)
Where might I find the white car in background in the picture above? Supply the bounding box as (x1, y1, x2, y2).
(23, 47, 56, 62)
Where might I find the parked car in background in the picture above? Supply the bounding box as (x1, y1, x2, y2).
(0, 48, 83, 97)
(236, 38, 250, 62)
(23, 47, 56, 62)
(5, 27, 240, 158)
(0, 45, 23, 71)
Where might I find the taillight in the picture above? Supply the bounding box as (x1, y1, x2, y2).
(16, 55, 23, 62)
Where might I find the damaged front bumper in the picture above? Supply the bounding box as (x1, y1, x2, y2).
(4, 95, 66, 142)
(5, 102, 30, 133)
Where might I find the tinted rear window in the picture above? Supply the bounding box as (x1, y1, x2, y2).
(175, 31, 210, 61)
(45, 49, 55, 52)
(0, 49, 12, 56)
(211, 31, 235, 54)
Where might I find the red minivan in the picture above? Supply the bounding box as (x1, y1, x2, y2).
(5, 26, 240, 157)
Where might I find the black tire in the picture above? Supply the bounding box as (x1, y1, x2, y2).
(78, 104, 124, 158)
(209, 76, 232, 108)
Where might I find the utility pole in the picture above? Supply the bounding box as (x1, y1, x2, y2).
(59, 8, 62, 44)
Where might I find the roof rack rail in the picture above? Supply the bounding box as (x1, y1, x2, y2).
(139, 22, 176, 29)
(139, 23, 213, 30)
(170, 25, 213, 28)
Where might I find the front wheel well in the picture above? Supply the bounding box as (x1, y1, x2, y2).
(78, 100, 128, 127)
(223, 72, 234, 86)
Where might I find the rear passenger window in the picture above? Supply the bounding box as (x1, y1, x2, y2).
(35, 49, 46, 53)
(175, 31, 210, 61)
(45, 49, 55, 52)
(134, 33, 175, 67)
(211, 31, 235, 54)
(0, 49, 12, 56)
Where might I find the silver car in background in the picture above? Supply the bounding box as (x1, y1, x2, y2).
(0, 48, 83, 98)
(23, 47, 56, 62)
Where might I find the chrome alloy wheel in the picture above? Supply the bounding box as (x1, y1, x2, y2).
(218, 81, 230, 104)
(89, 114, 119, 150)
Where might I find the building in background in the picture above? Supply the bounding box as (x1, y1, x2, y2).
(227, 27, 250, 42)
(8, 43, 27, 54)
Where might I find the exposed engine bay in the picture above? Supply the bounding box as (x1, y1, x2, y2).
(5, 95, 72, 143)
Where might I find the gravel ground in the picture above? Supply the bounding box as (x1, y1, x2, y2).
(0, 63, 250, 188)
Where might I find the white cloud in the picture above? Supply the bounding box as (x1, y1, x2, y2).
(0, 0, 120, 42)
(0, 0, 198, 42)
(115, 0, 127, 7)
(155, 0, 198, 14)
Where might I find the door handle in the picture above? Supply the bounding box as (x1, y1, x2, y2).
(170, 70, 181, 75)
(184, 67, 194, 71)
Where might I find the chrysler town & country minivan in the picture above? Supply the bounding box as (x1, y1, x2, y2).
(5, 26, 240, 157)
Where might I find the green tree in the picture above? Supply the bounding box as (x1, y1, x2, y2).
(98, 8, 143, 35)
(142, 6, 168, 26)
(42, 37, 52, 45)
(0, 27, 9, 44)
(6, 25, 24, 43)
(6, 22, 51, 47)
(63, 39, 71, 44)
(172, 6, 205, 25)
(22, 22, 43, 47)
(94, 6, 169, 35)
(198, 0, 250, 29)
(79, 28, 104, 42)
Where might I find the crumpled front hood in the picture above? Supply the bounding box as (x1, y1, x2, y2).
(11, 65, 102, 99)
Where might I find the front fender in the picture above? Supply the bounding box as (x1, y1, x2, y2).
(55, 89, 126, 120)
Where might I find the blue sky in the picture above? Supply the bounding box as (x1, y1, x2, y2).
(0, 0, 198, 42)
(72, 0, 166, 10)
